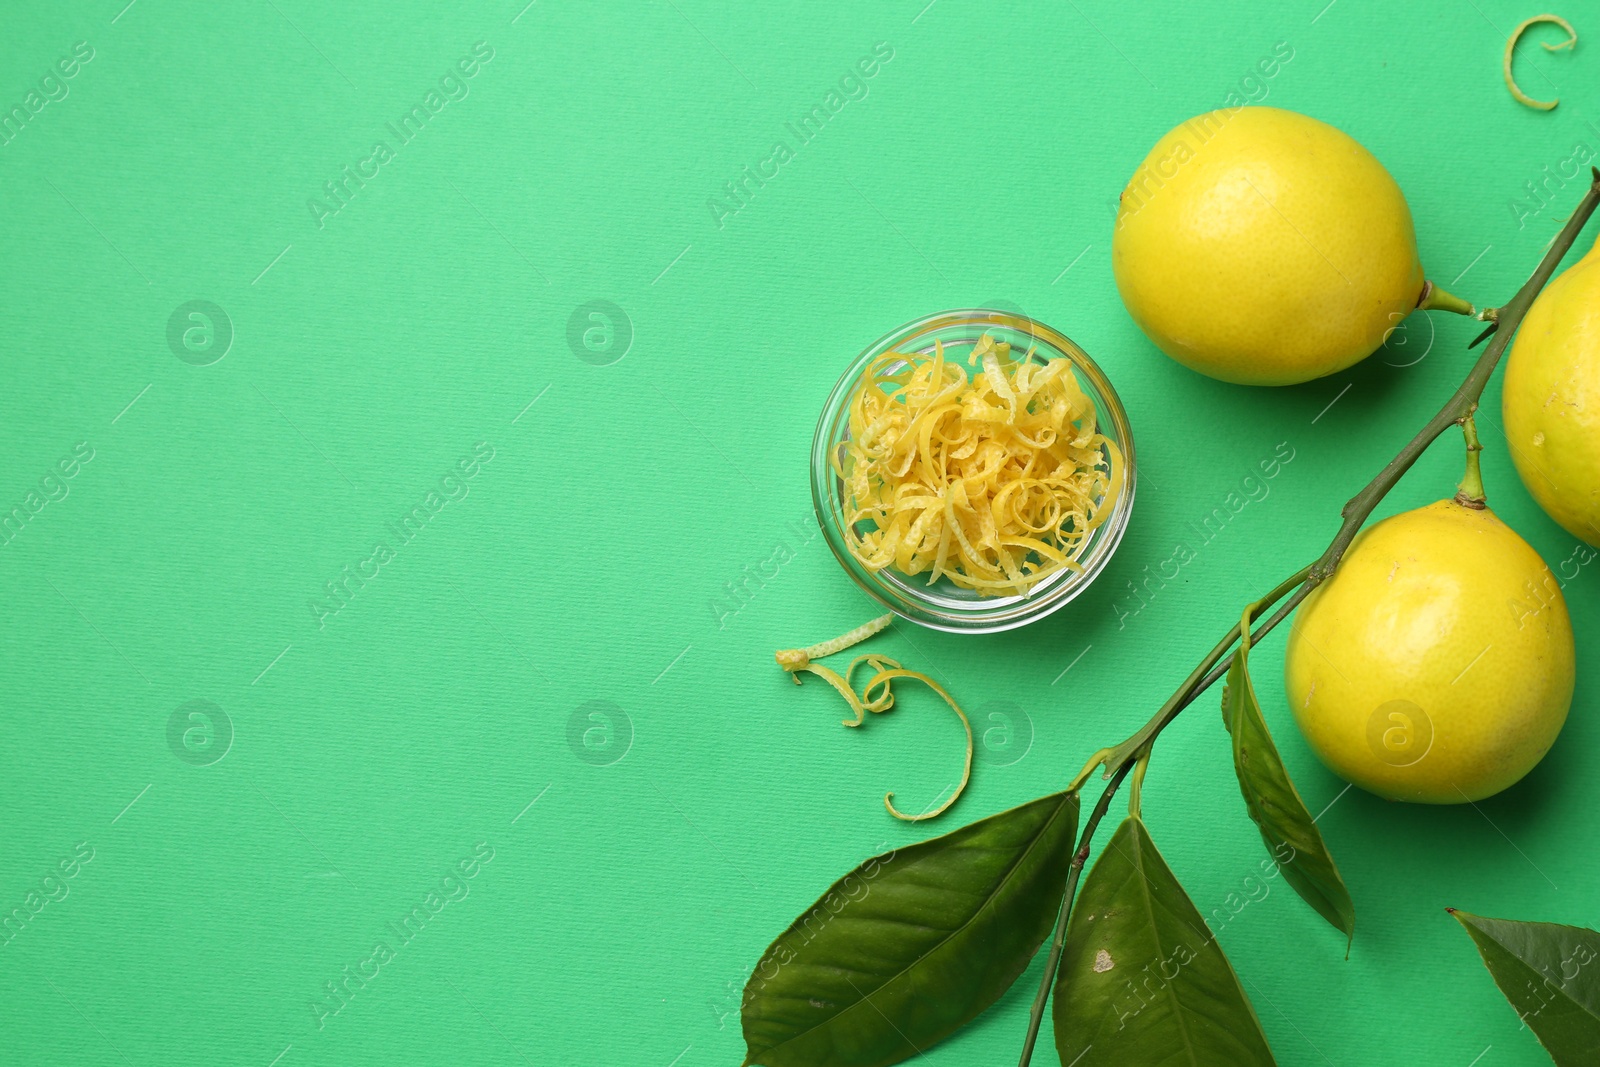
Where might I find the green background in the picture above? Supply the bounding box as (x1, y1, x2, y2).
(1, 1, 1595, 1064)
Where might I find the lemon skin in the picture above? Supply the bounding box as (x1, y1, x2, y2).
(1503, 236, 1600, 545)
(1284, 499, 1574, 803)
(1113, 107, 1425, 386)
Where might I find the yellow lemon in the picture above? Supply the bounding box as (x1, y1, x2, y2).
(1113, 107, 1426, 386)
(1284, 499, 1574, 803)
(1503, 233, 1600, 545)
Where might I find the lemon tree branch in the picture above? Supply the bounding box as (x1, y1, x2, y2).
(1016, 169, 1600, 1067)
(1113, 167, 1600, 771)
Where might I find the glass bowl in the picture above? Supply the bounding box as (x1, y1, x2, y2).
(810, 308, 1137, 633)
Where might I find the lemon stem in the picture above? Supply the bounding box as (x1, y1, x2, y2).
(1455, 414, 1487, 508)
(1126, 747, 1152, 820)
(1067, 747, 1115, 793)
(1417, 280, 1477, 317)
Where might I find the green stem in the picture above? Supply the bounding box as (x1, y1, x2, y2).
(1127, 748, 1152, 819)
(1417, 279, 1478, 317)
(1014, 565, 1308, 1067)
(1015, 760, 1133, 1067)
(1015, 169, 1600, 1067)
(1147, 173, 1600, 720)
(1193, 585, 1311, 697)
(1456, 414, 1486, 507)
(1103, 565, 1313, 772)
(1066, 747, 1114, 793)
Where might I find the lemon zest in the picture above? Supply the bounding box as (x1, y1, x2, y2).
(1504, 14, 1577, 111)
(858, 667, 973, 822)
(835, 334, 1123, 597)
(775, 617, 973, 820)
(774, 612, 893, 677)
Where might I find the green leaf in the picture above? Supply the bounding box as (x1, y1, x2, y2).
(1053, 817, 1276, 1067)
(1222, 649, 1354, 941)
(1452, 910, 1600, 1065)
(740, 790, 1079, 1067)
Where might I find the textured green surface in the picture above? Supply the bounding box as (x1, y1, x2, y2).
(1, 2, 1596, 1065)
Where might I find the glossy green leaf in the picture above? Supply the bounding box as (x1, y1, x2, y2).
(1222, 649, 1354, 941)
(1452, 910, 1600, 1065)
(740, 790, 1079, 1067)
(1053, 817, 1275, 1067)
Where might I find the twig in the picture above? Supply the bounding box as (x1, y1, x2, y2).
(1015, 760, 1134, 1063)
(1015, 168, 1600, 1067)
(1016, 565, 1310, 1067)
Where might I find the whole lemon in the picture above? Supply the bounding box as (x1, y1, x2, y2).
(1113, 107, 1425, 386)
(1284, 499, 1574, 803)
(1503, 234, 1600, 545)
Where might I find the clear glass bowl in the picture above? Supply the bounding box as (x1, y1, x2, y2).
(810, 309, 1137, 633)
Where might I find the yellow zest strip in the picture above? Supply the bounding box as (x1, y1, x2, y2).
(835, 334, 1124, 597)
(775, 613, 893, 677)
(786, 662, 871, 727)
(774, 617, 972, 820)
(857, 667, 973, 822)
(1504, 14, 1577, 110)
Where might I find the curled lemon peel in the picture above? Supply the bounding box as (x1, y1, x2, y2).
(787, 661, 871, 727)
(835, 334, 1123, 597)
(1504, 14, 1577, 111)
(858, 667, 973, 822)
(774, 616, 973, 820)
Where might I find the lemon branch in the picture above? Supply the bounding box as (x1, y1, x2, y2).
(1311, 177, 1600, 576)
(1128, 167, 1600, 739)
(1015, 169, 1600, 1067)
(1015, 757, 1135, 1063)
(1017, 565, 1310, 1066)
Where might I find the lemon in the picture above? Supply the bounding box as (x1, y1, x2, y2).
(1503, 233, 1600, 545)
(1284, 499, 1574, 803)
(1113, 107, 1426, 386)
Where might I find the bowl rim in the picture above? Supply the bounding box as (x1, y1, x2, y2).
(809, 307, 1137, 634)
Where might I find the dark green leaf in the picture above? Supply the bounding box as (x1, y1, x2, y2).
(1053, 817, 1275, 1066)
(1222, 650, 1354, 941)
(1452, 910, 1600, 1065)
(740, 790, 1079, 1067)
